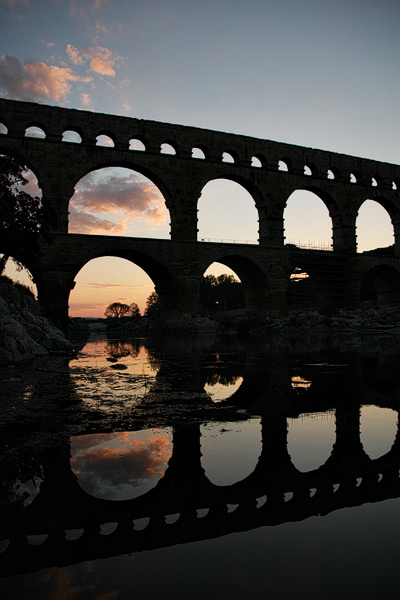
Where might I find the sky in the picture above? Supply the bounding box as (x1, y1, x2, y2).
(1, 0, 400, 316)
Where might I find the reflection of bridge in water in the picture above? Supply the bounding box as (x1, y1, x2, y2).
(1, 405, 400, 577)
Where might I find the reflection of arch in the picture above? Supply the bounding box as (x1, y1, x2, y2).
(360, 264, 400, 306)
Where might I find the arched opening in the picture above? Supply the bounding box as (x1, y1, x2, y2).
(200, 418, 262, 485)
(202, 258, 269, 314)
(284, 190, 332, 250)
(360, 264, 400, 306)
(304, 163, 317, 177)
(251, 153, 266, 168)
(25, 126, 45, 139)
(69, 166, 169, 239)
(160, 143, 176, 155)
(287, 411, 336, 472)
(0, 122, 7, 135)
(278, 159, 290, 172)
(222, 152, 235, 163)
(356, 199, 394, 253)
(192, 146, 206, 159)
(198, 179, 259, 243)
(360, 406, 398, 460)
(96, 134, 114, 147)
(62, 130, 82, 143)
(70, 428, 173, 500)
(201, 263, 245, 315)
(69, 256, 156, 318)
(129, 138, 146, 151)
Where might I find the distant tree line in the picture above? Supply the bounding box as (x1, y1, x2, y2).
(104, 274, 244, 319)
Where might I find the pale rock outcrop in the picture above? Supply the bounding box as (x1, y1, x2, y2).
(0, 278, 73, 364)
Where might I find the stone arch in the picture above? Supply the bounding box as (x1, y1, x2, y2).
(192, 144, 209, 159)
(356, 197, 397, 253)
(197, 175, 263, 244)
(129, 138, 146, 151)
(96, 133, 114, 147)
(70, 248, 179, 316)
(25, 125, 46, 139)
(67, 163, 171, 239)
(62, 130, 82, 143)
(222, 150, 239, 163)
(304, 162, 318, 177)
(160, 141, 177, 155)
(283, 186, 336, 249)
(201, 255, 270, 313)
(359, 264, 400, 306)
(251, 153, 267, 168)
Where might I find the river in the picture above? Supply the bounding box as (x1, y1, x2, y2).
(1, 332, 400, 599)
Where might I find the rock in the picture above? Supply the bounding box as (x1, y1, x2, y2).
(0, 277, 73, 364)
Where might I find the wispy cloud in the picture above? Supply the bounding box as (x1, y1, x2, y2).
(0, 54, 92, 102)
(69, 210, 127, 234)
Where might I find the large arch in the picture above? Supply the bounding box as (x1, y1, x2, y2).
(197, 176, 262, 244)
(68, 165, 170, 239)
(284, 187, 335, 250)
(68, 248, 180, 318)
(201, 254, 270, 313)
(356, 198, 396, 253)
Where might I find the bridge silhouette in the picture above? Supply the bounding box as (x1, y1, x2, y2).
(1, 98, 400, 328)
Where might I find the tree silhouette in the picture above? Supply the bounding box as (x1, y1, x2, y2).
(0, 155, 45, 275)
(105, 302, 130, 318)
(144, 291, 160, 316)
(105, 301, 141, 319)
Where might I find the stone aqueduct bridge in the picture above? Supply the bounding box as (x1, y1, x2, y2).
(2, 98, 400, 326)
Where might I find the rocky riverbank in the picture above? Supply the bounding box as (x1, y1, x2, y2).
(0, 276, 74, 364)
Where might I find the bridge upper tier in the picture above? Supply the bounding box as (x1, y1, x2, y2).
(1, 97, 400, 187)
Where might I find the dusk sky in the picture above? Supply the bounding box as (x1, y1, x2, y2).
(1, 0, 399, 316)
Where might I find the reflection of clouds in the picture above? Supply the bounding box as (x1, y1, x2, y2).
(71, 432, 172, 500)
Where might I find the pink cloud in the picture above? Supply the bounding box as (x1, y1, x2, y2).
(69, 209, 127, 234)
(82, 45, 119, 76)
(66, 44, 85, 66)
(0, 54, 92, 102)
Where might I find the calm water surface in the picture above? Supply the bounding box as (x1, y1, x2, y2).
(1, 334, 400, 599)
